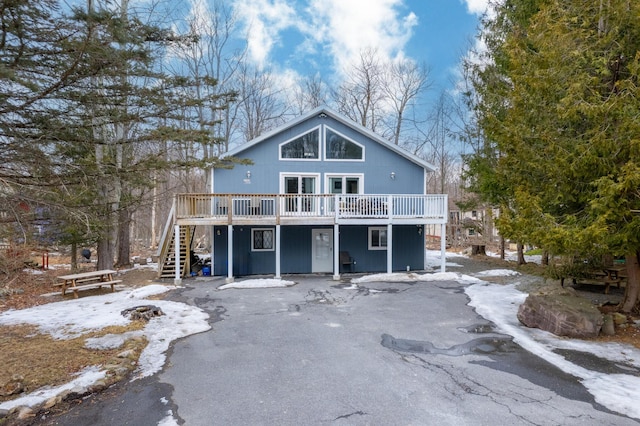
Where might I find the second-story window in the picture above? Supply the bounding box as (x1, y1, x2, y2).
(327, 175, 362, 194)
(325, 128, 364, 160)
(280, 129, 319, 159)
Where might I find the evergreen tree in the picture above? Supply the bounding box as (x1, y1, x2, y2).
(469, 0, 640, 311)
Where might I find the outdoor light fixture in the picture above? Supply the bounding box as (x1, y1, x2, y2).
(390, 172, 396, 180)
(244, 170, 251, 184)
(246, 171, 251, 179)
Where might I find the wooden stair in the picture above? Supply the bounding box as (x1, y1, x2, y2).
(157, 205, 195, 279)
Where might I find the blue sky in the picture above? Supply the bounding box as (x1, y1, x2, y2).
(232, 0, 488, 105)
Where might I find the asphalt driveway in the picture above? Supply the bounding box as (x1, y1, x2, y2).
(156, 271, 636, 425)
(34, 258, 639, 426)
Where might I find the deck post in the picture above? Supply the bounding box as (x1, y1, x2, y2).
(440, 222, 446, 272)
(226, 224, 234, 283)
(174, 225, 182, 285)
(333, 224, 340, 280)
(387, 223, 393, 274)
(275, 224, 281, 279)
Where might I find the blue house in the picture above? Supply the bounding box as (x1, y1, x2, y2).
(157, 107, 448, 283)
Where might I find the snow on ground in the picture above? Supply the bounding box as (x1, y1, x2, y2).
(474, 269, 521, 277)
(218, 278, 296, 290)
(352, 272, 482, 285)
(488, 250, 543, 265)
(3, 253, 640, 421)
(466, 282, 640, 420)
(0, 284, 210, 412)
(425, 249, 465, 269)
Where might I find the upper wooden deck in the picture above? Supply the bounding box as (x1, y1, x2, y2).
(174, 193, 448, 226)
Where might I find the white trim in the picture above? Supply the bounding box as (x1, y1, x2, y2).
(333, 224, 340, 280)
(222, 106, 436, 172)
(386, 224, 393, 274)
(440, 222, 447, 273)
(275, 225, 281, 279)
(279, 172, 321, 194)
(324, 126, 365, 162)
(251, 227, 275, 252)
(368, 226, 388, 250)
(226, 225, 234, 283)
(278, 126, 322, 161)
(324, 173, 364, 195)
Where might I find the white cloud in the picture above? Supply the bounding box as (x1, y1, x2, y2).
(234, 0, 296, 69)
(461, 0, 490, 15)
(305, 0, 417, 73)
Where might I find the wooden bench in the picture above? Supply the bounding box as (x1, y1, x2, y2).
(561, 266, 625, 294)
(54, 269, 122, 298)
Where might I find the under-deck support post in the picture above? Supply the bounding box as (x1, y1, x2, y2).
(275, 224, 281, 279)
(333, 224, 340, 280)
(226, 225, 234, 283)
(174, 225, 182, 285)
(440, 222, 446, 272)
(387, 223, 393, 274)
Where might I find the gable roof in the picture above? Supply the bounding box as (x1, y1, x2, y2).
(222, 106, 436, 172)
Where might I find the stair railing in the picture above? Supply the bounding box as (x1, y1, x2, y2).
(156, 201, 176, 277)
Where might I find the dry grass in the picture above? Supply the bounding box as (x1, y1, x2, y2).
(0, 255, 159, 406)
(0, 323, 147, 402)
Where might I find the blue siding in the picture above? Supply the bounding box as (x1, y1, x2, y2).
(214, 115, 425, 195)
(339, 225, 424, 273)
(212, 226, 227, 276)
(213, 226, 276, 276)
(281, 226, 314, 273)
(209, 109, 433, 277)
(213, 224, 425, 276)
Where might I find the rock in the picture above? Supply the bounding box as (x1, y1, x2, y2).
(517, 285, 603, 338)
(43, 396, 61, 409)
(17, 407, 35, 420)
(612, 312, 627, 326)
(602, 314, 615, 336)
(117, 349, 135, 359)
(0, 375, 24, 397)
(121, 305, 164, 321)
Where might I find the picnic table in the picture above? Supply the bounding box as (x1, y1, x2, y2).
(561, 265, 627, 294)
(55, 269, 122, 298)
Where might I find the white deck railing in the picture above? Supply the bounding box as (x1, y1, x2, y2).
(175, 193, 447, 222)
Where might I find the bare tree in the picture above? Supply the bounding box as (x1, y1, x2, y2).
(382, 59, 431, 145)
(236, 62, 289, 141)
(290, 73, 329, 115)
(332, 48, 385, 132)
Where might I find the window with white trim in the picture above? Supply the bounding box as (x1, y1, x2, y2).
(252, 228, 274, 251)
(280, 129, 319, 159)
(368, 227, 387, 250)
(327, 175, 362, 194)
(325, 128, 364, 160)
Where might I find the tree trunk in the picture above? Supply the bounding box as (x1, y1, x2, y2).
(70, 242, 78, 271)
(500, 236, 505, 260)
(116, 207, 131, 267)
(96, 235, 114, 270)
(517, 242, 526, 265)
(542, 250, 549, 266)
(621, 251, 640, 313)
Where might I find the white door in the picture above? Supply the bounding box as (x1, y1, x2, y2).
(311, 229, 333, 273)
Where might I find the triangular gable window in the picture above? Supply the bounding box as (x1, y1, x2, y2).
(280, 129, 319, 159)
(326, 128, 363, 160)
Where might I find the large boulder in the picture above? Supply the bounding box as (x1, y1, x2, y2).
(517, 285, 603, 338)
